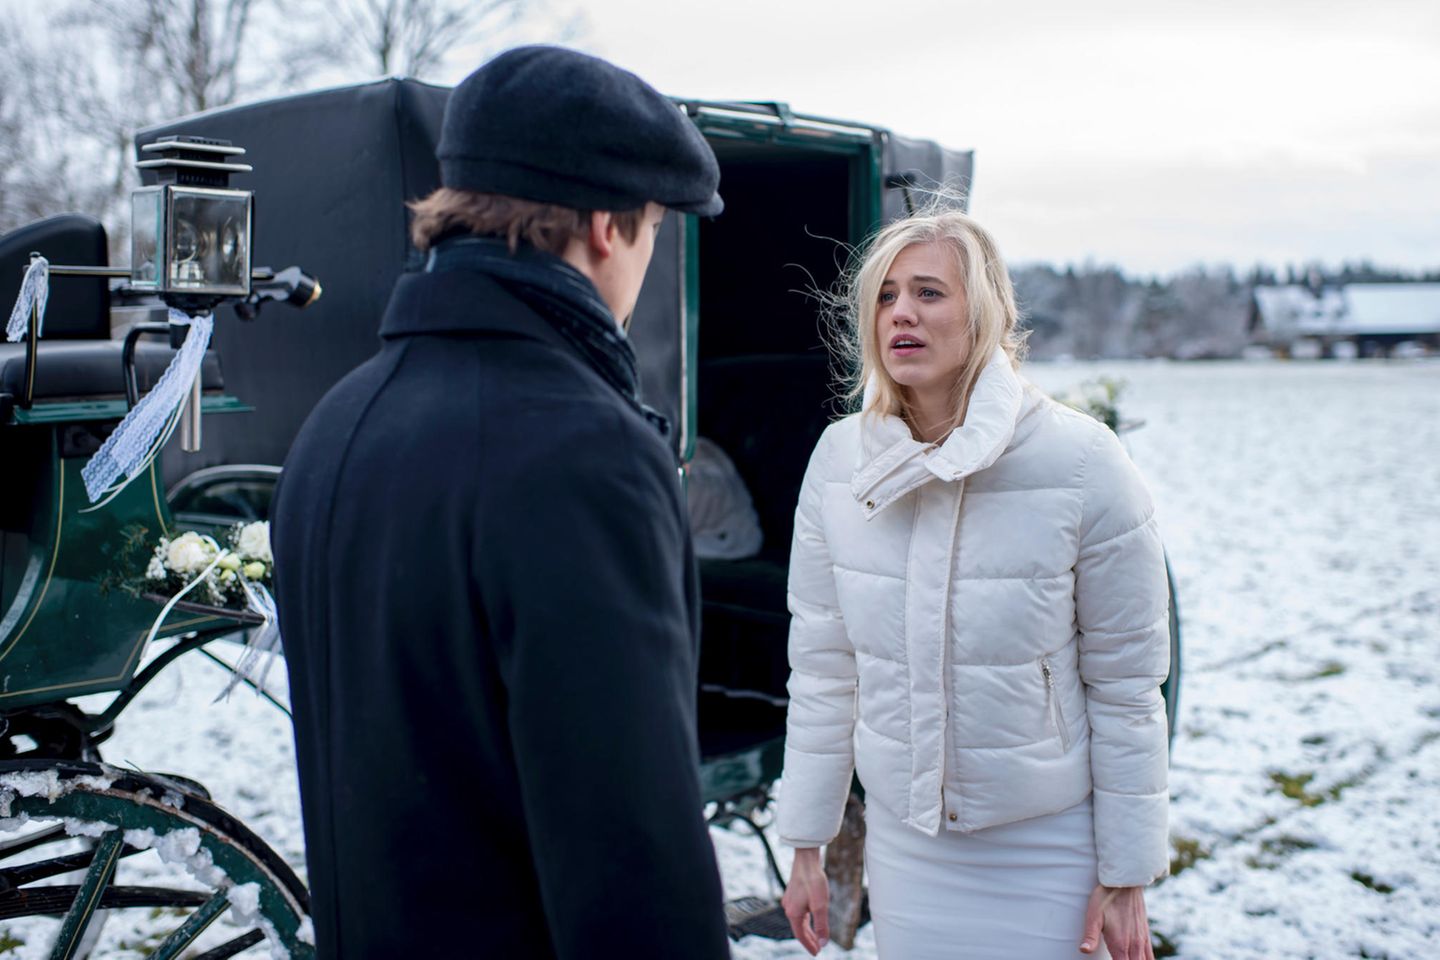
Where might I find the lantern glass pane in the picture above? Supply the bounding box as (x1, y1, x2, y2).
(130, 189, 163, 287)
(166, 188, 251, 292)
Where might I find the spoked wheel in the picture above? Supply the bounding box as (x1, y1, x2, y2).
(0, 760, 312, 959)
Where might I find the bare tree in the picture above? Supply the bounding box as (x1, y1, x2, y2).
(0, 0, 292, 253)
(1168, 267, 1248, 359)
(0, 31, 30, 231)
(0, 0, 585, 243)
(79, 0, 263, 115)
(326, 0, 522, 79)
(0, 19, 126, 236)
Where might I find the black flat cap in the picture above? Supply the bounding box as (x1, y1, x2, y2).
(439, 46, 723, 217)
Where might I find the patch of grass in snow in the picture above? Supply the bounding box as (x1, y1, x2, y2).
(1168, 835, 1211, 875)
(1151, 928, 1180, 957)
(1269, 770, 1327, 806)
(1245, 834, 1318, 869)
(1303, 660, 1347, 679)
(1324, 765, 1377, 804)
(119, 933, 167, 957)
(0, 930, 23, 953)
(1301, 734, 1329, 746)
(1350, 871, 1396, 894)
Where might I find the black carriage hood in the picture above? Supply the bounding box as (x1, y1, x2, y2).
(138, 82, 973, 482)
(138, 78, 451, 484)
(138, 77, 691, 483)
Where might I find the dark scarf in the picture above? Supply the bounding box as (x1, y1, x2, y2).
(425, 235, 670, 438)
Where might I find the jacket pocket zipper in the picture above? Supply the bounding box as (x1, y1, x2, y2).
(1041, 657, 1071, 752)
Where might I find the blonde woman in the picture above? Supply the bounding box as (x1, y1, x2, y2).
(778, 208, 1170, 960)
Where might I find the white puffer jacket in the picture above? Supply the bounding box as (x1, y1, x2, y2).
(776, 349, 1171, 887)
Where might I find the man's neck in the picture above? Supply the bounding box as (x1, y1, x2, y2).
(561, 243, 624, 328)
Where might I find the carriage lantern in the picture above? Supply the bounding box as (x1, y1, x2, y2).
(129, 136, 253, 314)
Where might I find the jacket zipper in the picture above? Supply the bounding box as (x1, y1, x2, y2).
(1041, 657, 1071, 752)
(936, 480, 964, 827)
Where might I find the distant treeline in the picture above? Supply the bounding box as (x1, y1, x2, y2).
(1012, 261, 1440, 360)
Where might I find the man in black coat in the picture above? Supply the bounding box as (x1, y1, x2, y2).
(271, 46, 731, 958)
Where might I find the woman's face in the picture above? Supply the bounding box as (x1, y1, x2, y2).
(876, 241, 970, 400)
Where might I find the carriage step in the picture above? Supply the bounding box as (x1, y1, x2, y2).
(725, 895, 792, 941)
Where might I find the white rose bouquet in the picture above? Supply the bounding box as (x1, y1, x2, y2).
(1054, 376, 1126, 432)
(102, 520, 283, 699)
(140, 521, 274, 609)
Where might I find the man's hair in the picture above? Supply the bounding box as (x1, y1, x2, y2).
(409, 188, 645, 256)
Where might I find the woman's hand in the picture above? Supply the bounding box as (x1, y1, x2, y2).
(1081, 884, 1154, 960)
(781, 847, 830, 955)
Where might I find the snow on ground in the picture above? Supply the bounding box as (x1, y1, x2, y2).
(722, 359, 1440, 960)
(0, 651, 303, 958)
(1026, 359, 1440, 960)
(3, 359, 1437, 958)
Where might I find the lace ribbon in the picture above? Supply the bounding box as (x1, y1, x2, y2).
(215, 580, 283, 701)
(6, 256, 48, 341)
(81, 308, 214, 505)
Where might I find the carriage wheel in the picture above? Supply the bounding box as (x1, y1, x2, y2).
(0, 760, 312, 959)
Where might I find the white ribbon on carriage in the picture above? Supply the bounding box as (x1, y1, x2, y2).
(216, 577, 283, 701)
(6, 256, 48, 341)
(5, 258, 215, 506)
(81, 309, 215, 507)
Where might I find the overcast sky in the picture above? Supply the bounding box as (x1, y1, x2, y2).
(446, 0, 1440, 276)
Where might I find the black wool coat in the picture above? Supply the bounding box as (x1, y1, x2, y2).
(271, 265, 730, 958)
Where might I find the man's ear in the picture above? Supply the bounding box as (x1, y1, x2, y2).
(587, 210, 618, 259)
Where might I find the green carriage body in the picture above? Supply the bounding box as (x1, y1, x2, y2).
(0, 438, 217, 711)
(0, 216, 257, 712)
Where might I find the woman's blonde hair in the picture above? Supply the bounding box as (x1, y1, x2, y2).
(829, 202, 1027, 437)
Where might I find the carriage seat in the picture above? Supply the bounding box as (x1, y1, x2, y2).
(0, 214, 224, 406)
(697, 556, 790, 701)
(694, 352, 841, 702)
(0, 340, 225, 404)
(697, 352, 840, 559)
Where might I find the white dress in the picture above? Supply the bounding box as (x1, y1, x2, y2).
(863, 794, 1111, 960)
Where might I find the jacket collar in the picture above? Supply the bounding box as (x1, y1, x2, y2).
(851, 347, 1025, 518)
(378, 268, 573, 352)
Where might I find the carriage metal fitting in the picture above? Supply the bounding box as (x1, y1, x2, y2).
(137, 136, 253, 189)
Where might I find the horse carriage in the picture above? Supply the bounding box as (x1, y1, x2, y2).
(0, 77, 1181, 956)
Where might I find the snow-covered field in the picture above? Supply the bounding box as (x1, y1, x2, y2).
(722, 358, 1440, 960)
(3, 359, 1438, 958)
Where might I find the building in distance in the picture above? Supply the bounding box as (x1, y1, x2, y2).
(1249, 282, 1440, 359)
